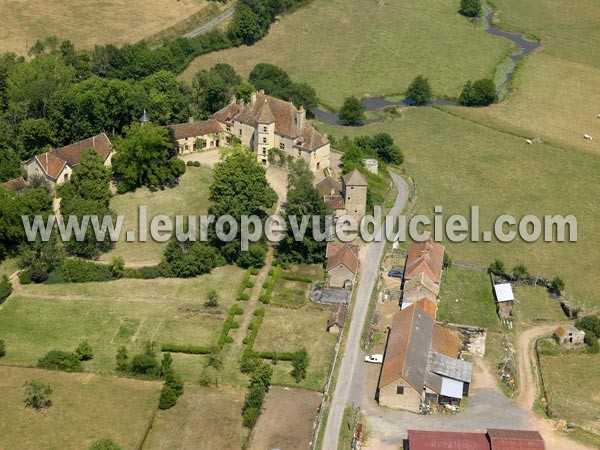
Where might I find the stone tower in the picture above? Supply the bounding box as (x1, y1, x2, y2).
(255, 99, 276, 166)
(342, 169, 368, 224)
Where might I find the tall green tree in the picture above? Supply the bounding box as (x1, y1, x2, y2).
(339, 96, 365, 126)
(405, 75, 432, 106)
(112, 122, 186, 192)
(461, 0, 482, 17)
(17, 118, 57, 160)
(228, 4, 264, 46)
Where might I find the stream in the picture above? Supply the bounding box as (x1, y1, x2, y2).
(312, 11, 540, 125)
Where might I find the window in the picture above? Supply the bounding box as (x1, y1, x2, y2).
(226, 125, 231, 132)
(263, 137, 267, 144)
(63, 173, 69, 181)
(396, 386, 404, 395)
(239, 129, 242, 137)
(263, 126, 267, 132)
(279, 143, 285, 150)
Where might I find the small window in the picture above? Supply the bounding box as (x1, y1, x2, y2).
(263, 137, 267, 144)
(263, 126, 267, 132)
(279, 143, 285, 150)
(396, 386, 404, 395)
(226, 125, 231, 132)
(239, 129, 242, 137)
(63, 173, 69, 181)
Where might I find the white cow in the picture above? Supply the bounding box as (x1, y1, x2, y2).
(584, 134, 593, 141)
(526, 139, 533, 145)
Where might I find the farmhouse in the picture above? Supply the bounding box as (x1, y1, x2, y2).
(378, 301, 472, 412)
(406, 429, 545, 450)
(168, 119, 227, 154)
(22, 133, 114, 186)
(327, 304, 347, 334)
(316, 169, 368, 223)
(326, 243, 358, 288)
(211, 91, 330, 171)
(553, 325, 585, 346)
(404, 238, 445, 285)
(402, 272, 439, 306)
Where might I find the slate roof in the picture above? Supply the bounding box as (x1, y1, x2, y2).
(379, 302, 434, 390)
(168, 120, 225, 140)
(343, 168, 368, 186)
(405, 238, 445, 284)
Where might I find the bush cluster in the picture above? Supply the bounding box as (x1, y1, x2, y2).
(58, 259, 114, 283)
(0, 275, 12, 304)
(160, 344, 211, 355)
(217, 305, 244, 349)
(259, 266, 280, 304)
(241, 361, 273, 428)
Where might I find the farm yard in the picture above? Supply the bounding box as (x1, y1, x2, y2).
(100, 166, 213, 265)
(0, 366, 160, 450)
(180, 0, 511, 108)
(0, 0, 216, 55)
(0, 267, 243, 378)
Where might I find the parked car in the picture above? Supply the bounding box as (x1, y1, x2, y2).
(364, 354, 383, 364)
(388, 270, 403, 278)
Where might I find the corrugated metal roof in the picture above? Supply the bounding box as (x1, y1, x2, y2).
(407, 430, 490, 450)
(487, 429, 545, 450)
(427, 352, 473, 383)
(494, 283, 515, 302)
(440, 377, 464, 399)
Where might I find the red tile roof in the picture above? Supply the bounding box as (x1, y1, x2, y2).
(35, 152, 68, 179)
(52, 133, 112, 165)
(407, 430, 490, 450)
(327, 304, 347, 329)
(168, 120, 225, 140)
(2, 177, 27, 192)
(324, 194, 345, 210)
(326, 244, 358, 274)
(487, 429, 545, 450)
(405, 238, 445, 284)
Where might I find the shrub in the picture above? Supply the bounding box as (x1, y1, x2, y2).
(205, 289, 219, 308)
(238, 293, 250, 301)
(512, 264, 529, 280)
(460, 0, 482, 17)
(250, 268, 259, 276)
(242, 407, 260, 428)
(186, 161, 194, 166)
(224, 336, 234, 344)
(115, 346, 129, 372)
(59, 258, 114, 283)
(489, 259, 506, 276)
(74, 340, 94, 361)
(18, 271, 32, 285)
(165, 372, 184, 397)
(0, 339, 5, 358)
(89, 439, 123, 450)
(37, 350, 82, 372)
(550, 276, 565, 295)
(576, 315, 600, 338)
(459, 79, 497, 106)
(584, 332, 599, 353)
(23, 380, 53, 411)
(405, 75, 432, 106)
(193, 161, 201, 167)
(230, 321, 240, 329)
(159, 385, 178, 410)
(138, 266, 161, 279)
(267, 269, 274, 276)
(246, 281, 255, 288)
(339, 96, 365, 126)
(30, 269, 49, 283)
(0, 275, 12, 303)
(234, 306, 244, 315)
(240, 350, 260, 373)
(199, 368, 213, 386)
(130, 353, 159, 377)
(160, 343, 211, 354)
(291, 347, 309, 383)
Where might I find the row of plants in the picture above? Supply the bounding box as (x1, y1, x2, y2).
(237, 267, 259, 301)
(279, 273, 313, 283)
(259, 266, 280, 304)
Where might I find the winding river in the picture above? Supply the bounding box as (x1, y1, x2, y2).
(312, 11, 540, 125)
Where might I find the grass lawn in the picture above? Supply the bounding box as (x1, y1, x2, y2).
(180, 0, 510, 108)
(271, 264, 323, 309)
(0, 267, 243, 377)
(100, 166, 213, 265)
(0, 366, 160, 450)
(144, 385, 247, 450)
(0, 0, 210, 55)
(512, 285, 567, 328)
(320, 107, 600, 311)
(438, 267, 499, 331)
(539, 352, 600, 435)
(254, 303, 337, 391)
(0, 258, 17, 278)
(454, 0, 600, 155)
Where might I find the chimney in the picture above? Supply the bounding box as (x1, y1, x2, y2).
(189, 117, 194, 123)
(230, 94, 237, 104)
(251, 91, 257, 106)
(258, 89, 265, 95)
(298, 106, 306, 130)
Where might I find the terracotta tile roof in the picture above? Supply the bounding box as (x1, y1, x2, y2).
(403, 272, 440, 297)
(405, 238, 445, 284)
(379, 303, 434, 389)
(297, 122, 327, 151)
(316, 176, 342, 196)
(343, 169, 368, 186)
(487, 429, 545, 450)
(554, 325, 584, 338)
(168, 120, 225, 140)
(52, 133, 112, 165)
(2, 177, 27, 192)
(327, 304, 347, 329)
(256, 99, 276, 123)
(35, 152, 67, 180)
(416, 298, 437, 319)
(326, 244, 358, 274)
(431, 323, 461, 358)
(326, 241, 359, 258)
(407, 430, 491, 450)
(210, 102, 241, 123)
(324, 194, 345, 210)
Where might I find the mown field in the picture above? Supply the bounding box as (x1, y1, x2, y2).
(320, 107, 600, 310)
(0, 0, 211, 55)
(0, 267, 243, 376)
(180, 0, 510, 108)
(455, 0, 600, 155)
(0, 366, 160, 450)
(100, 166, 213, 265)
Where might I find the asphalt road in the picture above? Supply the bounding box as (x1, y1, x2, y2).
(184, 7, 235, 38)
(321, 172, 409, 450)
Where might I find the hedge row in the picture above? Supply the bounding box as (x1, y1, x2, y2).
(254, 350, 297, 361)
(243, 308, 265, 349)
(280, 273, 313, 283)
(160, 344, 211, 355)
(218, 304, 244, 349)
(237, 267, 254, 301)
(259, 266, 280, 304)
